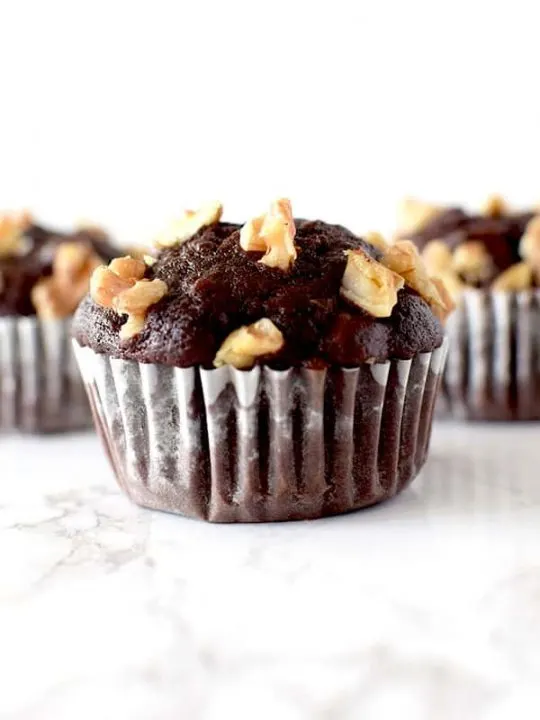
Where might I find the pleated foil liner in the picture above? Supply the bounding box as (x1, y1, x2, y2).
(0, 317, 92, 433)
(75, 341, 448, 523)
(74, 339, 448, 523)
(439, 289, 540, 421)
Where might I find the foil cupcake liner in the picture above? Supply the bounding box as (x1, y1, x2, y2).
(0, 317, 92, 433)
(74, 339, 448, 523)
(439, 289, 540, 421)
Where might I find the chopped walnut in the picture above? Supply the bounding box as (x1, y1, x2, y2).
(114, 279, 168, 339)
(382, 241, 448, 315)
(422, 240, 453, 276)
(519, 215, 540, 270)
(90, 256, 167, 339)
(0, 210, 32, 257)
(436, 270, 464, 299)
(109, 256, 147, 282)
(31, 242, 103, 319)
(397, 197, 441, 234)
(213, 318, 284, 369)
(452, 241, 495, 285)
(239, 198, 297, 271)
(430, 277, 456, 324)
(481, 194, 507, 218)
(340, 249, 404, 318)
(364, 231, 389, 253)
(90, 266, 138, 308)
(154, 201, 223, 248)
(421, 240, 463, 303)
(491, 262, 533, 291)
(90, 257, 146, 308)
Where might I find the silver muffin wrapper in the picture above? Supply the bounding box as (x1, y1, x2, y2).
(0, 317, 92, 433)
(73, 339, 448, 523)
(439, 289, 540, 421)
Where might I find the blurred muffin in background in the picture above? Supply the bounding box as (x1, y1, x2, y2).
(398, 196, 540, 421)
(0, 211, 119, 433)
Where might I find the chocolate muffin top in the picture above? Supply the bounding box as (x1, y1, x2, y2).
(399, 196, 540, 292)
(0, 212, 119, 318)
(74, 200, 450, 369)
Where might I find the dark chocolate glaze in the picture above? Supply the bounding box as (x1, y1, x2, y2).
(74, 219, 444, 368)
(404, 207, 535, 280)
(0, 223, 119, 316)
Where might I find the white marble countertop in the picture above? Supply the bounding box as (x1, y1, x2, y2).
(1, 423, 540, 720)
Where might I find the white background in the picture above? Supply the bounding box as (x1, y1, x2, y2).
(1, 0, 540, 244)
(3, 7, 540, 715)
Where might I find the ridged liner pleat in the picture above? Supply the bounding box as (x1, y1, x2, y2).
(0, 317, 91, 433)
(73, 339, 448, 523)
(440, 289, 540, 421)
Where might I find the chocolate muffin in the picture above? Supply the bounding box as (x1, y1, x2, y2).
(0, 211, 119, 432)
(73, 199, 450, 522)
(399, 196, 540, 420)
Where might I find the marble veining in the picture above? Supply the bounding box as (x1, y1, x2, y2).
(1, 424, 540, 719)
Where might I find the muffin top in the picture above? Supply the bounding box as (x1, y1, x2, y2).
(0, 211, 119, 318)
(398, 196, 540, 293)
(74, 199, 452, 369)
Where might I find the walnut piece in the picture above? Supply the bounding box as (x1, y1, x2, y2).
(154, 201, 223, 248)
(0, 210, 32, 257)
(491, 262, 533, 291)
(397, 197, 441, 234)
(109, 256, 147, 283)
(90, 256, 167, 339)
(421, 240, 463, 304)
(422, 240, 453, 276)
(364, 231, 389, 253)
(340, 249, 404, 318)
(213, 318, 284, 369)
(31, 242, 102, 320)
(90, 266, 137, 308)
(382, 241, 449, 315)
(481, 194, 507, 218)
(519, 215, 540, 268)
(436, 270, 464, 300)
(431, 277, 456, 323)
(239, 198, 297, 271)
(452, 241, 495, 285)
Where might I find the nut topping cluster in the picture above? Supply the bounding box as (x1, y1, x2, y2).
(88, 198, 451, 365)
(381, 241, 453, 320)
(213, 318, 284, 369)
(0, 211, 32, 257)
(338, 238, 454, 323)
(240, 198, 297, 271)
(31, 242, 102, 320)
(90, 256, 168, 339)
(400, 194, 540, 294)
(420, 208, 540, 293)
(519, 215, 540, 270)
(340, 249, 404, 318)
(452, 241, 495, 285)
(154, 201, 223, 249)
(491, 262, 532, 291)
